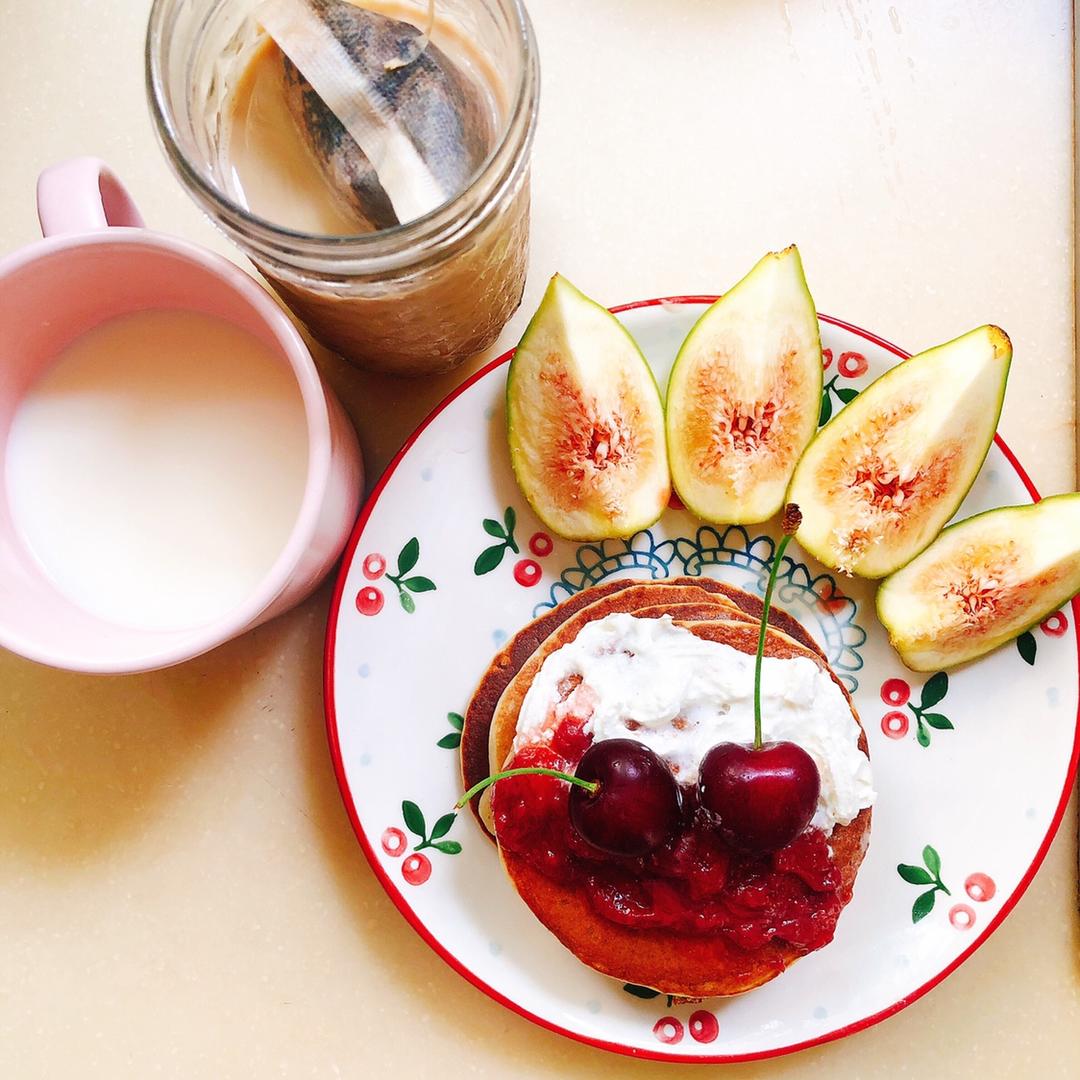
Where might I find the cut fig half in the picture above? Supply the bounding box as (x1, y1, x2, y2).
(877, 494, 1080, 671)
(665, 246, 822, 524)
(506, 275, 669, 540)
(787, 325, 1012, 578)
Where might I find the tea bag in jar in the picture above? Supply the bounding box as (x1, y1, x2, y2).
(259, 0, 494, 231)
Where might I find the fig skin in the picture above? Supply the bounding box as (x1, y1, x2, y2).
(506, 275, 670, 541)
(787, 325, 1012, 579)
(665, 245, 822, 526)
(877, 494, 1080, 671)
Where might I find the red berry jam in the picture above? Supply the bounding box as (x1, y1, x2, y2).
(492, 717, 846, 953)
(492, 745, 578, 884)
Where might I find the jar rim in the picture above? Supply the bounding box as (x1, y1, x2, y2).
(145, 0, 539, 262)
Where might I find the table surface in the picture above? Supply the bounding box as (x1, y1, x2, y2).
(1, 1, 1077, 1075)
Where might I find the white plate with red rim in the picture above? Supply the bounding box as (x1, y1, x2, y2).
(324, 297, 1080, 1063)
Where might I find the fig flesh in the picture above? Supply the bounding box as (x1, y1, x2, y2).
(665, 246, 822, 524)
(787, 325, 1012, 578)
(507, 275, 669, 540)
(877, 494, 1080, 671)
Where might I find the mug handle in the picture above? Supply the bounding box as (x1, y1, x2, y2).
(36, 157, 146, 238)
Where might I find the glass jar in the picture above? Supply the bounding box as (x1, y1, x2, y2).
(147, 0, 539, 376)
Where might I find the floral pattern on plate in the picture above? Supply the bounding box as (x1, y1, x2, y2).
(536, 525, 866, 691)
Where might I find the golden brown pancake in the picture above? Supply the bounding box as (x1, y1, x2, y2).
(492, 618, 871, 998)
(647, 604, 815, 657)
(704, 580, 824, 659)
(635, 602, 759, 624)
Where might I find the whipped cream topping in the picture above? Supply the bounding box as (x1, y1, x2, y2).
(514, 613, 875, 834)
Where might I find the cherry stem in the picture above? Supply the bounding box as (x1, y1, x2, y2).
(754, 504, 802, 750)
(455, 767, 599, 809)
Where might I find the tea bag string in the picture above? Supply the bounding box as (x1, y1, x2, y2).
(259, 0, 446, 223)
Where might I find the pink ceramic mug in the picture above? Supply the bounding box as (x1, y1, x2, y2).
(0, 157, 363, 673)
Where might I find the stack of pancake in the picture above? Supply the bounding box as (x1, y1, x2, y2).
(460, 577, 872, 998)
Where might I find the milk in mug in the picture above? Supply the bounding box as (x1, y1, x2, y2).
(6, 309, 309, 630)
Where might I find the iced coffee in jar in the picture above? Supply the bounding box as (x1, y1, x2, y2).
(147, 0, 539, 375)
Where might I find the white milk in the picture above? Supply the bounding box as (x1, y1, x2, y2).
(6, 309, 309, 630)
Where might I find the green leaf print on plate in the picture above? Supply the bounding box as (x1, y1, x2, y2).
(401, 799, 463, 856)
(437, 712, 465, 750)
(898, 844, 951, 922)
(912, 673, 952, 747)
(474, 506, 520, 575)
(384, 538, 437, 613)
(818, 375, 861, 426)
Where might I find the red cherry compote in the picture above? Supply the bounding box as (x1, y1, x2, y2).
(492, 720, 845, 953)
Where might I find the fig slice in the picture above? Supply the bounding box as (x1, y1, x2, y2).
(787, 325, 1012, 578)
(877, 494, 1080, 671)
(506, 275, 669, 540)
(665, 246, 822, 524)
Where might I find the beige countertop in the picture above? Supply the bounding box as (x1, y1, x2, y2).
(1, 1, 1078, 1075)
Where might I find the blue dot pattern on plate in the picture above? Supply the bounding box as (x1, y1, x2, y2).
(586, 1000, 601, 1015)
(421, 467, 433, 482)
(358, 663, 371, 678)
(488, 941, 502, 956)
(359, 753, 373, 767)
(484, 404, 497, 421)
(1047, 686, 1060, 707)
(813, 1006, 828, 1020)
(493, 629, 508, 646)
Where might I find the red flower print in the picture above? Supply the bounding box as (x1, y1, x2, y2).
(356, 586, 385, 616)
(881, 711, 909, 739)
(965, 873, 996, 902)
(949, 903, 975, 930)
(688, 1011, 719, 1043)
(381, 828, 407, 857)
(653, 1017, 684, 1045)
(529, 531, 554, 557)
(838, 351, 868, 378)
(402, 852, 432, 886)
(881, 678, 911, 707)
(362, 553, 386, 580)
(514, 559, 542, 587)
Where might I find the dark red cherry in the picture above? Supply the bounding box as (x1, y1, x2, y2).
(569, 739, 682, 857)
(698, 741, 820, 854)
